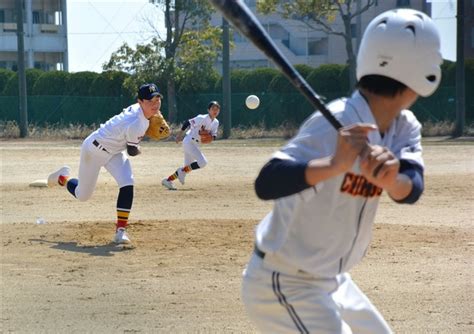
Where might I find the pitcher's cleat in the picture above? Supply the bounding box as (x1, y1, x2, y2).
(161, 178, 177, 190)
(47, 166, 71, 187)
(114, 228, 131, 244)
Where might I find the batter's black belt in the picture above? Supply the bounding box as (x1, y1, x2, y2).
(254, 245, 266, 259)
(93, 139, 108, 153)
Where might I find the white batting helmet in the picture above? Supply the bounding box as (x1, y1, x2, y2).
(357, 9, 442, 97)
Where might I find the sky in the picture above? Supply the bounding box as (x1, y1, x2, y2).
(67, 0, 164, 73)
(67, 0, 457, 73)
(430, 0, 456, 62)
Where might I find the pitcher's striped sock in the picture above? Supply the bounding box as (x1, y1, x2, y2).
(116, 185, 133, 230)
(58, 175, 69, 186)
(116, 208, 130, 230)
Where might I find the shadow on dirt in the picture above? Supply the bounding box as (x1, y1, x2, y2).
(28, 239, 134, 256)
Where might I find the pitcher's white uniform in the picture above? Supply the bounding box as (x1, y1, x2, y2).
(242, 91, 423, 333)
(48, 82, 165, 244)
(182, 114, 219, 168)
(75, 103, 148, 201)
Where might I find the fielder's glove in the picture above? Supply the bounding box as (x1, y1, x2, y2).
(199, 129, 213, 144)
(145, 113, 171, 140)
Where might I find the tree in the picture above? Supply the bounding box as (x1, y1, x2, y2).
(103, 38, 168, 97)
(104, 1, 219, 122)
(172, 27, 222, 93)
(258, 0, 376, 90)
(138, 0, 217, 123)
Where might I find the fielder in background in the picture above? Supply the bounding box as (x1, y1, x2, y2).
(47, 83, 170, 244)
(162, 101, 220, 190)
(242, 9, 442, 333)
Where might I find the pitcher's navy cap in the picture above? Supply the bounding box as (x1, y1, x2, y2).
(138, 83, 163, 100)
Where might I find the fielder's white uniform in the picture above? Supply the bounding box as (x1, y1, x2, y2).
(242, 91, 423, 333)
(74, 103, 149, 201)
(182, 114, 219, 168)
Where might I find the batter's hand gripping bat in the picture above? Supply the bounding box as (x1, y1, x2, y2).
(210, 0, 343, 130)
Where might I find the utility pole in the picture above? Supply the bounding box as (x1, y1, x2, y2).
(222, 17, 231, 139)
(17, 0, 28, 137)
(356, 0, 362, 54)
(454, 0, 465, 137)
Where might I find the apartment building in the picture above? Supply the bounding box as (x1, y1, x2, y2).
(211, 0, 432, 70)
(0, 0, 68, 71)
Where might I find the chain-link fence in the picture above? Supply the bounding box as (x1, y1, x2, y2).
(1, 87, 468, 128)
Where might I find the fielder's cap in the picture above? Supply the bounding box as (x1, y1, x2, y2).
(208, 101, 220, 109)
(138, 83, 163, 100)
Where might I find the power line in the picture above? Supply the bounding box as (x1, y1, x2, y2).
(69, 31, 155, 35)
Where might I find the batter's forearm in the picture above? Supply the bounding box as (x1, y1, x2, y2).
(388, 161, 424, 204)
(305, 156, 347, 186)
(385, 174, 413, 201)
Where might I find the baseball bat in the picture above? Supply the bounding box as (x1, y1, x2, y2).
(210, 0, 343, 130)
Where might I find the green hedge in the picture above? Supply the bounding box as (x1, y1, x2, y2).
(2, 68, 44, 96)
(2, 60, 472, 127)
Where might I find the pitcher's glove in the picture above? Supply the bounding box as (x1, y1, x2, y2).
(146, 113, 171, 140)
(199, 129, 213, 144)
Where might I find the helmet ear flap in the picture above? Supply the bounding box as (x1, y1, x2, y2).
(405, 25, 415, 35)
(356, 9, 442, 97)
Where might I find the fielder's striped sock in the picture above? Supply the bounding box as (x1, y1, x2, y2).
(182, 165, 192, 173)
(167, 172, 178, 181)
(116, 208, 130, 229)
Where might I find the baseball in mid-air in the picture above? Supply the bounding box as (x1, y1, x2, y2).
(245, 95, 260, 109)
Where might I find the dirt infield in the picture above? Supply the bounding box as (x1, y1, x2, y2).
(1, 138, 473, 333)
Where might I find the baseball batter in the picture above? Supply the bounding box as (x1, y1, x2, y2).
(47, 83, 169, 244)
(241, 9, 442, 333)
(162, 101, 220, 190)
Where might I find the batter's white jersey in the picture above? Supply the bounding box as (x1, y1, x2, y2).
(256, 91, 423, 278)
(91, 103, 149, 154)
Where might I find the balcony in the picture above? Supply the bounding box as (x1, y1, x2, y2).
(40, 24, 59, 33)
(1, 23, 17, 32)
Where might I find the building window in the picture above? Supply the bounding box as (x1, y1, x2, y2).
(350, 23, 357, 38)
(33, 11, 40, 23)
(267, 23, 288, 40)
(0, 10, 4, 23)
(308, 38, 328, 55)
(396, 0, 410, 7)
